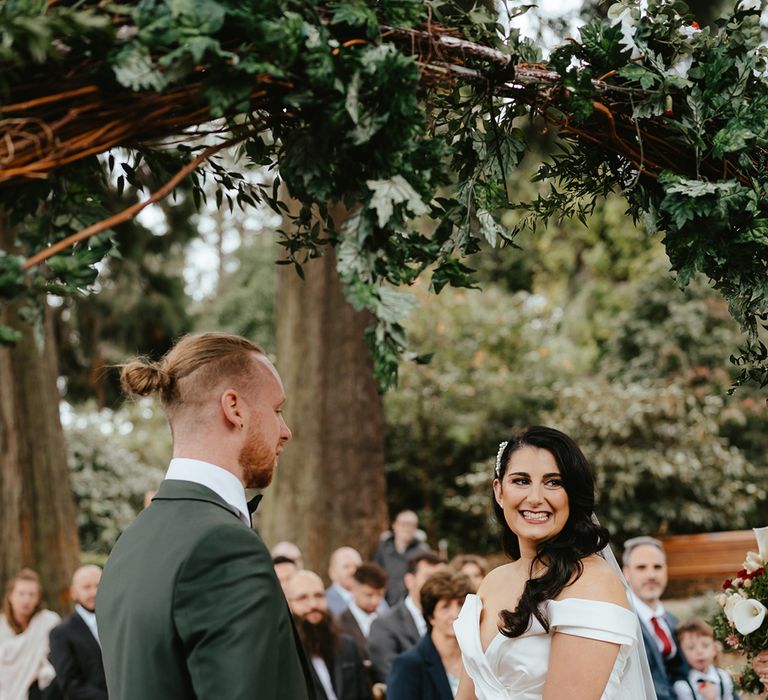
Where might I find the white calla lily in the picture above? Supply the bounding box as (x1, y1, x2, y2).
(754, 526, 768, 561)
(724, 593, 742, 622)
(744, 550, 763, 573)
(732, 598, 767, 635)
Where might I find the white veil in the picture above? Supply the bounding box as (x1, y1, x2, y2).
(595, 515, 658, 700)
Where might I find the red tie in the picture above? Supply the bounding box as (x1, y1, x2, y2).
(651, 616, 673, 657)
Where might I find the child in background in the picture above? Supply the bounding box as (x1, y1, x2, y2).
(673, 617, 737, 700)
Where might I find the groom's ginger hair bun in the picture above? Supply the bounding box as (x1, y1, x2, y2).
(120, 332, 265, 416)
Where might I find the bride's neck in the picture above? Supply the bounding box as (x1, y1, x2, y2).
(516, 549, 547, 576)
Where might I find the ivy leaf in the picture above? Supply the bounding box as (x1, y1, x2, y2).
(374, 286, 419, 324)
(431, 258, 478, 294)
(366, 175, 429, 227)
(712, 124, 757, 158)
(112, 43, 167, 90)
(477, 209, 507, 247)
(618, 63, 659, 90)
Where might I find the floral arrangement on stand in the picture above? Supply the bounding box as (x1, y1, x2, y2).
(713, 527, 768, 694)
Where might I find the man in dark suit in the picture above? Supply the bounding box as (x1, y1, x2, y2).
(336, 562, 387, 663)
(97, 333, 314, 700)
(368, 550, 446, 682)
(623, 536, 689, 700)
(49, 565, 107, 700)
(286, 570, 373, 700)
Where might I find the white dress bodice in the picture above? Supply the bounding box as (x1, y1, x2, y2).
(454, 594, 639, 700)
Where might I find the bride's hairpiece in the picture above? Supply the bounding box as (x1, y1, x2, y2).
(494, 441, 509, 477)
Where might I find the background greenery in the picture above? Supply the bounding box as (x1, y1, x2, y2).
(29, 0, 764, 557)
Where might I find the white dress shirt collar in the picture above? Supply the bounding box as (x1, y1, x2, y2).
(75, 604, 100, 644)
(165, 457, 250, 526)
(630, 592, 676, 657)
(404, 595, 427, 637)
(348, 602, 378, 638)
(630, 591, 665, 625)
(688, 666, 719, 685)
(311, 657, 338, 700)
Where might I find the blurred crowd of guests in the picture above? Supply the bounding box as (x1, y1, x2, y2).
(0, 566, 106, 700)
(273, 509, 488, 700)
(0, 511, 748, 700)
(272, 522, 743, 700)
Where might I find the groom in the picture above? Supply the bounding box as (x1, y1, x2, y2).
(97, 332, 315, 700)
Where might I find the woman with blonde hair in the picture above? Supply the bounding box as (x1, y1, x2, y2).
(0, 569, 62, 699)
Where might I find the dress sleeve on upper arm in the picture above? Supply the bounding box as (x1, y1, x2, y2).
(548, 599, 638, 646)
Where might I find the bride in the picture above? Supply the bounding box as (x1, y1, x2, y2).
(454, 426, 656, 700)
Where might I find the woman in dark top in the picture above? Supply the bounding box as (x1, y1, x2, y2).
(387, 571, 472, 699)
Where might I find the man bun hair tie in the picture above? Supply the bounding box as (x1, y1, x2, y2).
(120, 358, 170, 397)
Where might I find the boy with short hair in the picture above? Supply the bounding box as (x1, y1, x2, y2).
(673, 618, 737, 700)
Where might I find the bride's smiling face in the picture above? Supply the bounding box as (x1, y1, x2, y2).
(493, 445, 569, 551)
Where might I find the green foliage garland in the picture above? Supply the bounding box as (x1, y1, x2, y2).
(1, 0, 767, 388)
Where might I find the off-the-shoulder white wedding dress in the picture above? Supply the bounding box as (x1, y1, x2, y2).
(454, 594, 645, 700)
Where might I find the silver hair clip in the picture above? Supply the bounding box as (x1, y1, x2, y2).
(494, 441, 509, 477)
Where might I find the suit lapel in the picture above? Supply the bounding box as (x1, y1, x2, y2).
(398, 603, 420, 643)
(71, 611, 102, 655)
(420, 636, 452, 699)
(640, 620, 664, 670)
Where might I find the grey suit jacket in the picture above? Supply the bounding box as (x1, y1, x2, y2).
(368, 600, 421, 683)
(325, 585, 350, 618)
(640, 611, 689, 700)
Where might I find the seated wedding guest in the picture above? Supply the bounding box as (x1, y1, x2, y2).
(369, 550, 447, 683)
(672, 618, 736, 700)
(142, 490, 157, 509)
(273, 555, 299, 593)
(286, 570, 373, 700)
(0, 569, 62, 700)
(337, 563, 387, 664)
(623, 535, 689, 700)
(374, 511, 428, 606)
(387, 571, 471, 699)
(271, 541, 304, 569)
(448, 554, 488, 593)
(326, 547, 363, 617)
(754, 651, 768, 692)
(49, 565, 107, 700)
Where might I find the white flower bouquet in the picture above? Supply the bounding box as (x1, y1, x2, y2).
(713, 527, 768, 693)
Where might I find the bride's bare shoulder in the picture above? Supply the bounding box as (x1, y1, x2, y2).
(477, 561, 525, 601)
(560, 555, 629, 608)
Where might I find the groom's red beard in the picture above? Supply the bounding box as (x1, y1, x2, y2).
(294, 611, 340, 670)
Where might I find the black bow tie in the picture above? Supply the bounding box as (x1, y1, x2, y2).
(247, 494, 263, 515)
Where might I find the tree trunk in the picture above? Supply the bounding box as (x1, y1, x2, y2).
(0, 213, 81, 613)
(259, 212, 388, 574)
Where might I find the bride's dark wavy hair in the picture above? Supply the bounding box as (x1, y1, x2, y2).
(493, 425, 609, 638)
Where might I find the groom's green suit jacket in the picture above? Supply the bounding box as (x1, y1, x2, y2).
(97, 479, 314, 700)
